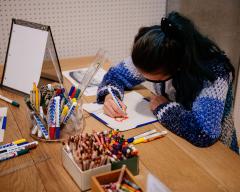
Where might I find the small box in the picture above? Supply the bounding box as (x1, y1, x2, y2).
(111, 156, 139, 176)
(91, 168, 143, 192)
(62, 148, 111, 191)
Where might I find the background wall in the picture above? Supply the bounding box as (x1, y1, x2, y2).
(167, 0, 240, 138)
(0, 0, 166, 64)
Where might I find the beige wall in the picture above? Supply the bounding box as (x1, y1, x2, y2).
(167, 0, 240, 138)
(167, 0, 240, 69)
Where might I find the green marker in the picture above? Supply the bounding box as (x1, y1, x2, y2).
(0, 95, 20, 107)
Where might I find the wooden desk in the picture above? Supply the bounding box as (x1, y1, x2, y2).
(0, 56, 240, 192)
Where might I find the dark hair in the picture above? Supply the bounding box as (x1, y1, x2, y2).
(132, 11, 235, 109)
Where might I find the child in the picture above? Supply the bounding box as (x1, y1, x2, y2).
(97, 12, 239, 154)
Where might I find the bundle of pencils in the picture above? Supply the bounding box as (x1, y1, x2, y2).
(25, 83, 81, 140)
(63, 130, 139, 171)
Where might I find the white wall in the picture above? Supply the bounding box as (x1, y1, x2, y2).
(0, 0, 166, 64)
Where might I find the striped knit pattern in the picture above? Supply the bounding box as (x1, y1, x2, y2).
(97, 56, 239, 154)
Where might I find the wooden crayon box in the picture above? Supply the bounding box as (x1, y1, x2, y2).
(91, 167, 143, 192)
(62, 147, 111, 191)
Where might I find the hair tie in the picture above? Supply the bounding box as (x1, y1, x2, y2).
(160, 17, 178, 38)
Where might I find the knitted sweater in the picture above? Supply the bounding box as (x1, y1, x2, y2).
(97, 56, 239, 154)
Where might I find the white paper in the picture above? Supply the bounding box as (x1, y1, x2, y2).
(62, 68, 106, 96)
(83, 91, 157, 131)
(0, 107, 8, 142)
(147, 173, 171, 192)
(3, 24, 48, 94)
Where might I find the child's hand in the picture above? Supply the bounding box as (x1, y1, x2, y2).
(150, 95, 169, 111)
(103, 94, 127, 118)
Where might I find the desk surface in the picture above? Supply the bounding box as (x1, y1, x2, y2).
(0, 56, 240, 192)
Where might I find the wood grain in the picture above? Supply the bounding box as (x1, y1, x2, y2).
(0, 57, 239, 192)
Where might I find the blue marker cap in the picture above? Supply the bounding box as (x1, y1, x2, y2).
(55, 127, 60, 139)
(127, 137, 134, 143)
(17, 141, 29, 146)
(2, 117, 7, 129)
(68, 86, 75, 97)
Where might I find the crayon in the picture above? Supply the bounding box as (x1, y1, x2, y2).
(123, 179, 142, 191)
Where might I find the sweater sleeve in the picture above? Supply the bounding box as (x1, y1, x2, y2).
(97, 57, 145, 103)
(153, 73, 231, 147)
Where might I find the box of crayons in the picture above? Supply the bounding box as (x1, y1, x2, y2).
(25, 83, 83, 142)
(62, 130, 139, 190)
(62, 148, 111, 191)
(62, 132, 112, 191)
(91, 165, 143, 192)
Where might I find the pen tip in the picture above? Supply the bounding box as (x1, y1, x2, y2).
(12, 101, 20, 107)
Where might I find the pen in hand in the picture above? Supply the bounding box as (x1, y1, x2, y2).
(107, 86, 127, 117)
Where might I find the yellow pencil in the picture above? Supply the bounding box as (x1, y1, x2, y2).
(33, 83, 39, 111)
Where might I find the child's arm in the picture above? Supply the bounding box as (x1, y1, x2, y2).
(153, 72, 235, 148)
(97, 57, 145, 103)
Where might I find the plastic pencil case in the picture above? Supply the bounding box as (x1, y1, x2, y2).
(91, 167, 143, 192)
(26, 84, 84, 142)
(62, 147, 111, 191)
(27, 103, 83, 142)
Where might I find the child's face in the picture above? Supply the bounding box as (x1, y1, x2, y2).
(138, 68, 172, 82)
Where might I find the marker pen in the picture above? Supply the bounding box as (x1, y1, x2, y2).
(0, 149, 29, 162)
(63, 102, 77, 124)
(127, 129, 157, 143)
(0, 95, 20, 107)
(34, 115, 49, 139)
(55, 96, 61, 139)
(107, 86, 126, 115)
(0, 138, 26, 151)
(49, 98, 56, 140)
(0, 141, 38, 157)
(133, 130, 168, 145)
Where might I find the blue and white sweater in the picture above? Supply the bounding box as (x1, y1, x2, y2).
(97, 56, 239, 154)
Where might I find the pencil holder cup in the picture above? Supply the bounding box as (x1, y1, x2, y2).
(25, 83, 84, 142)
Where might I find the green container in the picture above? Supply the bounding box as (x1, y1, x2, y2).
(111, 156, 139, 176)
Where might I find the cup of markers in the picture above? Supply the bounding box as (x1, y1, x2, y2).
(25, 83, 83, 142)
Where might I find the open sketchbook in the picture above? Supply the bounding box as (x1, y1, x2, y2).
(83, 91, 158, 131)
